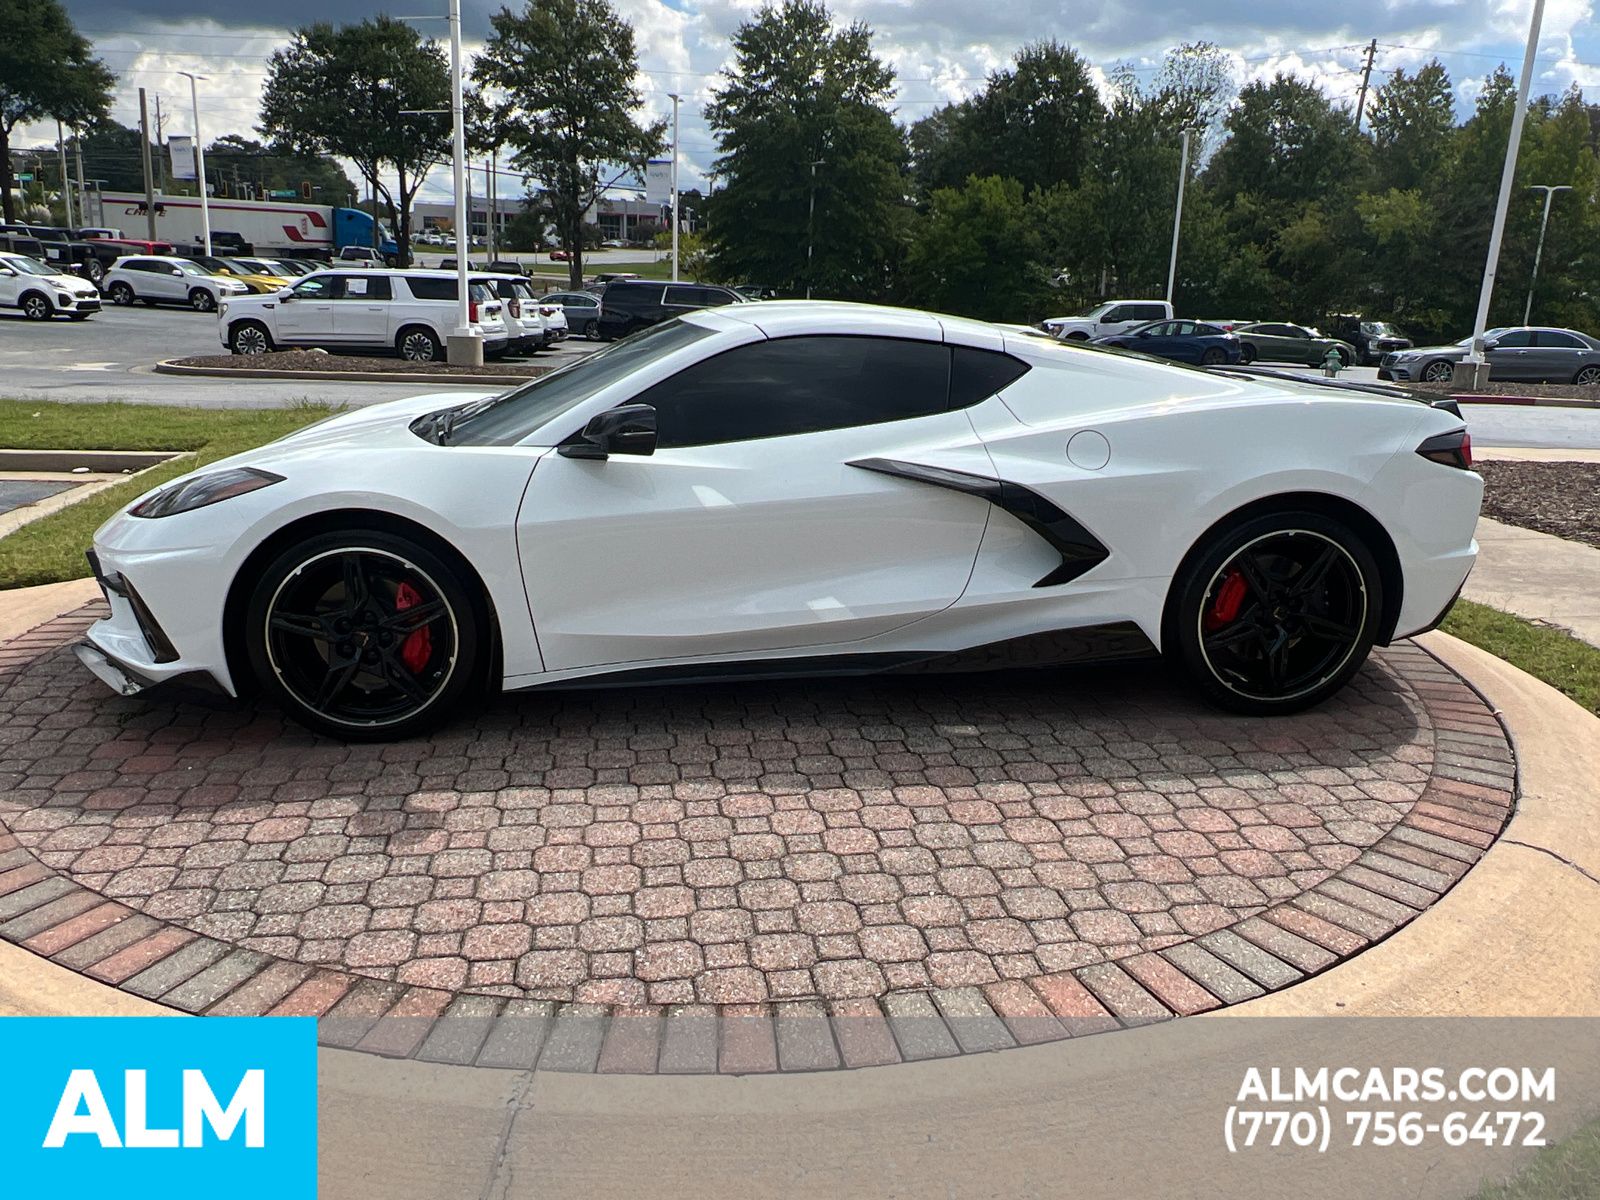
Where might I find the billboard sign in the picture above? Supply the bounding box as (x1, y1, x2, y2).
(644, 159, 672, 205)
(168, 135, 196, 181)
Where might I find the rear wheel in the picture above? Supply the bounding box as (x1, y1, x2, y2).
(1239, 344, 1257, 365)
(244, 531, 481, 740)
(108, 281, 135, 306)
(1166, 511, 1382, 715)
(20, 292, 52, 321)
(397, 325, 443, 362)
(1200, 347, 1226, 366)
(1574, 365, 1600, 386)
(83, 258, 105, 285)
(189, 288, 217, 313)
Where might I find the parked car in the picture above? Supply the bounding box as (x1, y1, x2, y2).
(1234, 323, 1358, 367)
(180, 253, 289, 294)
(438, 258, 486, 272)
(591, 272, 639, 285)
(261, 258, 317, 277)
(0, 223, 102, 282)
(233, 256, 305, 280)
(102, 255, 251, 312)
(541, 290, 601, 338)
(418, 230, 444, 246)
(485, 259, 526, 276)
(1044, 299, 1172, 341)
(472, 272, 563, 354)
(0, 251, 102, 320)
(733, 284, 779, 300)
(1092, 319, 1243, 366)
(219, 268, 507, 361)
(549, 248, 572, 261)
(336, 245, 389, 268)
(76, 300, 1481, 740)
(1328, 315, 1413, 365)
(1378, 327, 1600, 385)
(600, 238, 626, 248)
(74, 234, 177, 280)
(196, 231, 253, 255)
(594, 280, 744, 340)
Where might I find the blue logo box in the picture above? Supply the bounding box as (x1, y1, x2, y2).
(0, 1017, 316, 1198)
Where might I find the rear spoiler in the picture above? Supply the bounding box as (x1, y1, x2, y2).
(1205, 364, 1460, 414)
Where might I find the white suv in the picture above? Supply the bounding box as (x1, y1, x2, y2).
(220, 268, 508, 362)
(473, 273, 567, 354)
(102, 255, 250, 312)
(0, 252, 102, 320)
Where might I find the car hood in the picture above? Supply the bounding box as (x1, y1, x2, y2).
(47, 274, 99, 295)
(1399, 344, 1466, 357)
(258, 389, 502, 455)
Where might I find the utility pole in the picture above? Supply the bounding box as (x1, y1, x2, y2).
(137, 88, 158, 241)
(1166, 129, 1191, 307)
(73, 133, 87, 228)
(805, 159, 823, 299)
(1463, 0, 1546, 385)
(153, 95, 167, 192)
(1524, 184, 1571, 325)
(668, 92, 681, 282)
(1354, 39, 1378, 132)
(54, 120, 73, 228)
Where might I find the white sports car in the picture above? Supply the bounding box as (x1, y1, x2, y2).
(77, 301, 1481, 740)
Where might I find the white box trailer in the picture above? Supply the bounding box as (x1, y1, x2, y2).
(94, 192, 392, 259)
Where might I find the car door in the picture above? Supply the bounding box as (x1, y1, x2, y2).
(1485, 329, 1537, 381)
(147, 260, 187, 301)
(0, 258, 20, 307)
(278, 273, 341, 343)
(331, 274, 392, 346)
(1129, 321, 1174, 355)
(516, 334, 997, 671)
(1528, 330, 1586, 382)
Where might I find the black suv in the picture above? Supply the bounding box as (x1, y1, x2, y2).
(595, 281, 743, 340)
(1328, 314, 1414, 365)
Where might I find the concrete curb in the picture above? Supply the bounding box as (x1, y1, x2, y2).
(152, 358, 538, 387)
(1451, 392, 1600, 409)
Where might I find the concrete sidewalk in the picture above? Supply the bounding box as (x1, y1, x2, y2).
(1465, 515, 1600, 648)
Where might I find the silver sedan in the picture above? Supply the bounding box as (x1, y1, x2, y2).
(1380, 326, 1600, 385)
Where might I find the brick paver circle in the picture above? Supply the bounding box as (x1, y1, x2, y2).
(0, 608, 1515, 1072)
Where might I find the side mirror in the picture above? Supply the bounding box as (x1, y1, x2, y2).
(1482, 339, 1500, 352)
(559, 403, 657, 460)
(277, 289, 294, 301)
(0, 266, 14, 277)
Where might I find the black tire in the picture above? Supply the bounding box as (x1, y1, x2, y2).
(244, 529, 482, 740)
(1422, 360, 1454, 383)
(230, 321, 273, 355)
(397, 325, 443, 362)
(19, 292, 52, 321)
(1200, 347, 1226, 366)
(108, 281, 135, 306)
(1165, 510, 1382, 716)
(84, 258, 105, 285)
(1333, 347, 1353, 367)
(189, 288, 217, 313)
(580, 319, 596, 339)
(1239, 344, 1257, 365)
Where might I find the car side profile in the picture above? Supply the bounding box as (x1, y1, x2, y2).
(1092, 319, 1244, 366)
(1234, 322, 1357, 367)
(78, 301, 1479, 742)
(102, 255, 251, 312)
(542, 291, 601, 338)
(1378, 327, 1600, 385)
(594, 280, 745, 340)
(220, 269, 508, 361)
(0, 252, 102, 320)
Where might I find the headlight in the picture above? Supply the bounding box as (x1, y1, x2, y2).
(129, 467, 283, 518)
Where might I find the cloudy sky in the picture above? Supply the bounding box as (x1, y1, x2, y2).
(19, 0, 1600, 206)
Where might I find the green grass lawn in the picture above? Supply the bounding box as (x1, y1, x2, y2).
(1471, 1117, 1600, 1198)
(0, 399, 336, 590)
(1442, 599, 1600, 715)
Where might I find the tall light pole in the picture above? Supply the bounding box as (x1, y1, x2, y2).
(446, 0, 478, 364)
(668, 93, 681, 283)
(178, 71, 211, 255)
(1523, 183, 1570, 325)
(1166, 128, 1192, 307)
(1462, 0, 1545, 383)
(805, 159, 823, 299)
(54, 120, 73, 229)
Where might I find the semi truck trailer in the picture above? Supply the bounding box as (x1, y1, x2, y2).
(91, 192, 398, 262)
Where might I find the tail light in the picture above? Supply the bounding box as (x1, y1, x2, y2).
(540, 305, 557, 317)
(1417, 429, 1472, 469)
(509, 299, 521, 318)
(469, 299, 479, 322)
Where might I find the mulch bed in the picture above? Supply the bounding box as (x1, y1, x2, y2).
(172, 350, 545, 377)
(1410, 381, 1600, 402)
(1478, 461, 1600, 550)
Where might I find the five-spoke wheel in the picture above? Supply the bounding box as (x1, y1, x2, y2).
(245, 532, 480, 739)
(1167, 513, 1381, 714)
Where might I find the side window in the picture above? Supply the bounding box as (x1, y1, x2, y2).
(405, 277, 454, 300)
(950, 346, 1029, 407)
(1535, 330, 1583, 348)
(1100, 306, 1128, 322)
(664, 285, 711, 307)
(1142, 322, 1173, 337)
(341, 275, 390, 300)
(1133, 304, 1167, 321)
(635, 336, 953, 449)
(292, 275, 342, 299)
(1494, 330, 1535, 348)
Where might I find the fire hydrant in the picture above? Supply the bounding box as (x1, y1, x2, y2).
(1322, 348, 1344, 378)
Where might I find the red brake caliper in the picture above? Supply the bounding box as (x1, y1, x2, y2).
(394, 582, 432, 673)
(1204, 569, 1248, 632)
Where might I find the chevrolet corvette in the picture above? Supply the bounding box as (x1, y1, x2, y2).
(76, 301, 1482, 739)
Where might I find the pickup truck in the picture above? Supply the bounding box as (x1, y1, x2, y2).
(1043, 299, 1173, 341)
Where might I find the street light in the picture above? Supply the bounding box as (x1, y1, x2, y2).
(805, 159, 823, 299)
(667, 93, 680, 283)
(1462, 0, 1546, 383)
(178, 71, 211, 255)
(1166, 128, 1193, 306)
(1524, 184, 1571, 325)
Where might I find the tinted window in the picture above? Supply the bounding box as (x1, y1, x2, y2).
(405, 276, 455, 300)
(292, 274, 342, 299)
(637, 336, 952, 449)
(605, 285, 662, 312)
(1493, 330, 1535, 348)
(340, 275, 391, 300)
(1189, 323, 1220, 336)
(1132, 304, 1168, 321)
(1142, 322, 1174, 337)
(1535, 330, 1584, 349)
(1100, 307, 1129, 322)
(950, 346, 1029, 406)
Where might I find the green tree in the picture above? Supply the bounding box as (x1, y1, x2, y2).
(1368, 61, 1456, 191)
(472, 0, 663, 288)
(1206, 74, 1366, 206)
(0, 0, 115, 224)
(260, 16, 452, 265)
(903, 175, 1046, 320)
(705, 0, 906, 297)
(197, 135, 355, 204)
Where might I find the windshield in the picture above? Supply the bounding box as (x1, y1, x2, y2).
(439, 318, 717, 447)
(3, 256, 58, 277)
(1454, 328, 1508, 347)
(1362, 322, 1402, 336)
(174, 260, 208, 276)
(1077, 303, 1111, 318)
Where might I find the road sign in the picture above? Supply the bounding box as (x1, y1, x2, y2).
(16, 173, 33, 182)
(268, 189, 296, 198)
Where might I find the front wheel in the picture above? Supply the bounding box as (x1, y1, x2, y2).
(230, 321, 273, 355)
(108, 282, 135, 306)
(190, 288, 217, 313)
(1165, 512, 1382, 716)
(244, 531, 482, 740)
(1422, 360, 1454, 383)
(20, 293, 52, 321)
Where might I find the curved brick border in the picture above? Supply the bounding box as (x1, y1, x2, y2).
(0, 605, 1515, 1073)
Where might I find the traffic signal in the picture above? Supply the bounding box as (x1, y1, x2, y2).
(301, 180, 312, 200)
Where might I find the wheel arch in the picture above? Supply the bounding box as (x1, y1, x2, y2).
(221, 508, 504, 699)
(1161, 491, 1405, 649)
(18, 288, 52, 313)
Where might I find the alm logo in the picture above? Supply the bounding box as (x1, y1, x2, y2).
(44, 1068, 265, 1148)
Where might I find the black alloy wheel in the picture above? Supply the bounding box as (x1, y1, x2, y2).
(1168, 513, 1381, 715)
(190, 288, 217, 312)
(245, 532, 481, 739)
